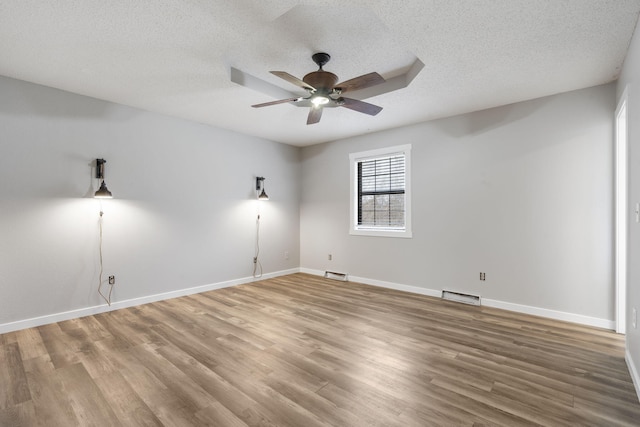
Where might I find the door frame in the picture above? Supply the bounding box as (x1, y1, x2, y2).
(615, 86, 629, 334)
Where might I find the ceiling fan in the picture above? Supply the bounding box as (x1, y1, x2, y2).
(252, 52, 386, 125)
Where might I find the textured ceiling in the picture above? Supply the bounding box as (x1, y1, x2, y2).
(0, 1, 639, 146)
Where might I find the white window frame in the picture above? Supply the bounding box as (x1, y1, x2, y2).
(349, 144, 412, 238)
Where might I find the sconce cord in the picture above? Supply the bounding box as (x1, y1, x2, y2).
(253, 214, 263, 278)
(98, 211, 113, 306)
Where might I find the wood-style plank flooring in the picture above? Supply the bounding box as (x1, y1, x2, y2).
(1, 273, 639, 426)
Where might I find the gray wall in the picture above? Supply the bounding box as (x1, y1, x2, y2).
(0, 71, 620, 338)
(618, 14, 640, 395)
(300, 83, 615, 323)
(0, 75, 300, 328)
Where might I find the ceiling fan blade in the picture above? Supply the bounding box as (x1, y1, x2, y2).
(271, 71, 316, 91)
(335, 72, 385, 93)
(307, 107, 323, 125)
(340, 97, 383, 116)
(252, 97, 301, 108)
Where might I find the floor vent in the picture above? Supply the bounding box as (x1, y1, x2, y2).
(441, 290, 481, 306)
(324, 271, 349, 282)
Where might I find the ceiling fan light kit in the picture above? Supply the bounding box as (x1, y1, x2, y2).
(251, 52, 385, 125)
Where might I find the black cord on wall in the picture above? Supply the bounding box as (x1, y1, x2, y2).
(253, 214, 263, 278)
(98, 210, 114, 305)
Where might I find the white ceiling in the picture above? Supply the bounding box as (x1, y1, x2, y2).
(1, 1, 639, 147)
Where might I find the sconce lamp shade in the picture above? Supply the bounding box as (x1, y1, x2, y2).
(256, 176, 269, 200)
(258, 188, 269, 200)
(94, 158, 113, 198)
(95, 180, 113, 198)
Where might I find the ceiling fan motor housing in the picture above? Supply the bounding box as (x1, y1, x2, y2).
(303, 71, 338, 95)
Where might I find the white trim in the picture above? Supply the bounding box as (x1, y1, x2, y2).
(626, 348, 640, 403)
(299, 267, 324, 276)
(615, 85, 629, 334)
(349, 274, 441, 298)
(301, 268, 440, 297)
(349, 144, 412, 238)
(481, 298, 614, 330)
(300, 268, 614, 329)
(0, 268, 299, 334)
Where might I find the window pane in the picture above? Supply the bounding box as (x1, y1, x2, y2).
(361, 175, 375, 192)
(390, 156, 404, 172)
(361, 195, 374, 210)
(355, 150, 407, 231)
(390, 173, 404, 190)
(377, 209, 390, 225)
(375, 174, 390, 191)
(360, 210, 375, 226)
(374, 194, 389, 211)
(376, 159, 390, 175)
(390, 194, 404, 211)
(361, 161, 376, 176)
(389, 210, 404, 226)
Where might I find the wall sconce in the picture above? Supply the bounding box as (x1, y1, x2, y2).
(256, 176, 269, 200)
(94, 158, 113, 199)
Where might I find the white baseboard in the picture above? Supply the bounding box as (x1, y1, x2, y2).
(350, 274, 442, 298)
(299, 268, 614, 330)
(481, 298, 615, 330)
(626, 348, 640, 404)
(2, 267, 615, 335)
(0, 268, 299, 334)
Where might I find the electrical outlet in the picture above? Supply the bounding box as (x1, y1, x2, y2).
(328, 254, 332, 261)
(633, 308, 637, 329)
(108, 275, 115, 285)
(480, 272, 486, 281)
(284, 251, 289, 260)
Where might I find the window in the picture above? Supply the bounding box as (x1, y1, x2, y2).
(349, 145, 412, 238)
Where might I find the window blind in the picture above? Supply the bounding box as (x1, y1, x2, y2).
(357, 154, 405, 228)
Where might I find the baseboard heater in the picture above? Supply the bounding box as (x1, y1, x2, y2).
(324, 271, 349, 282)
(441, 290, 481, 306)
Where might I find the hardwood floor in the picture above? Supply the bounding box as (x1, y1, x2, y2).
(1, 273, 639, 426)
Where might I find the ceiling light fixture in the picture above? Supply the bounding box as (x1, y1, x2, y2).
(311, 95, 330, 106)
(94, 158, 113, 199)
(256, 176, 269, 200)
